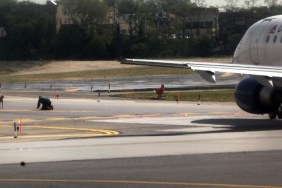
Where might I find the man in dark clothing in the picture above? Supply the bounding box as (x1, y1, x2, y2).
(37, 96, 53, 110)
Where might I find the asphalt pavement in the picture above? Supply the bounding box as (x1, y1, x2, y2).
(0, 151, 282, 188)
(0, 90, 281, 188)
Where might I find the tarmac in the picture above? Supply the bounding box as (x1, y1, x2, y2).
(0, 87, 281, 188)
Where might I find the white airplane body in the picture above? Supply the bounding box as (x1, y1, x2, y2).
(122, 15, 282, 119)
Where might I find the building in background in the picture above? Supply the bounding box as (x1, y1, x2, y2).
(56, 5, 73, 32)
(185, 7, 219, 37)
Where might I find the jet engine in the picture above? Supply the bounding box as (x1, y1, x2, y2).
(234, 77, 277, 114)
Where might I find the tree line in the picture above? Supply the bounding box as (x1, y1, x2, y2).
(0, 0, 282, 60)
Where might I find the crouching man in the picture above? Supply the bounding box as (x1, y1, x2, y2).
(37, 96, 53, 110)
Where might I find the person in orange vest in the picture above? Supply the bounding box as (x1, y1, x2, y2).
(155, 84, 164, 99)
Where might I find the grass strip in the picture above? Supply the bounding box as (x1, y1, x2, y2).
(114, 90, 235, 102)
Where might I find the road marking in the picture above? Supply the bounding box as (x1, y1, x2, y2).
(0, 179, 280, 188)
(0, 111, 249, 125)
(0, 116, 102, 125)
(0, 125, 119, 140)
(65, 89, 79, 92)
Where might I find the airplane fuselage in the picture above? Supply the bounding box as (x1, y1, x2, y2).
(234, 15, 282, 67)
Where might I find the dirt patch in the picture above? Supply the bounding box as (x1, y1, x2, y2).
(13, 60, 141, 75)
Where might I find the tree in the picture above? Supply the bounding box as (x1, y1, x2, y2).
(244, 0, 259, 9)
(150, 0, 193, 38)
(264, 0, 280, 8)
(193, 0, 205, 7)
(224, 0, 239, 11)
(59, 0, 109, 36)
(156, 0, 175, 12)
(2, 1, 56, 59)
(0, 0, 16, 26)
(0, 0, 16, 8)
(54, 25, 84, 58)
(171, 0, 193, 38)
(103, 0, 115, 7)
(118, 0, 139, 39)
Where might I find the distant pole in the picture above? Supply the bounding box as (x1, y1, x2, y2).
(108, 83, 111, 93)
(13, 122, 17, 138)
(197, 94, 201, 105)
(90, 84, 94, 92)
(24, 82, 27, 90)
(97, 91, 101, 102)
(19, 116, 23, 135)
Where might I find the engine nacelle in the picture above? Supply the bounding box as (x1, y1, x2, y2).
(234, 77, 277, 114)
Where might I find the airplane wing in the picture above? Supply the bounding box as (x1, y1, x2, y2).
(122, 59, 282, 87)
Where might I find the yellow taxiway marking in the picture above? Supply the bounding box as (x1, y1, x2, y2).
(0, 116, 101, 125)
(0, 114, 169, 125)
(65, 88, 79, 92)
(0, 179, 281, 188)
(0, 125, 119, 140)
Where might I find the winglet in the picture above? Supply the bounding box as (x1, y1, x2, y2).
(195, 70, 216, 83)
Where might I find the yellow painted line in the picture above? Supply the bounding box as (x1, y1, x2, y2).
(47, 117, 73, 121)
(0, 179, 281, 188)
(0, 110, 33, 112)
(2, 114, 163, 124)
(65, 89, 79, 92)
(0, 116, 100, 125)
(0, 134, 111, 139)
(112, 114, 162, 119)
(2, 125, 119, 135)
(0, 110, 98, 113)
(30, 125, 119, 135)
(0, 125, 119, 140)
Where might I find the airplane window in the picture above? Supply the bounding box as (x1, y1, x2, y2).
(274, 36, 277, 43)
(266, 36, 270, 43)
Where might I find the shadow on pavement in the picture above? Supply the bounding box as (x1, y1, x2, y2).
(192, 118, 282, 132)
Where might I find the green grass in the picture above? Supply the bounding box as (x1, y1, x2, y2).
(0, 67, 192, 83)
(0, 66, 17, 74)
(114, 90, 235, 102)
(0, 61, 47, 75)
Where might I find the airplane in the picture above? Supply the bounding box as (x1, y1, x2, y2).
(121, 15, 282, 120)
